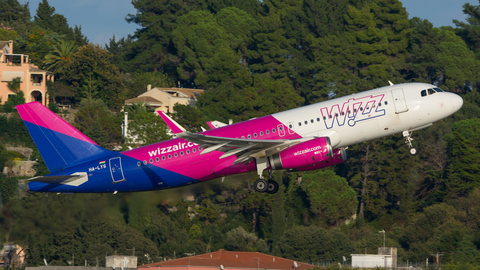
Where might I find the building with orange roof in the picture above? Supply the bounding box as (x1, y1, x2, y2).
(139, 249, 316, 270)
(125, 85, 204, 113)
(0, 40, 54, 105)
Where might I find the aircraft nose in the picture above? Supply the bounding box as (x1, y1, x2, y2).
(451, 93, 463, 112)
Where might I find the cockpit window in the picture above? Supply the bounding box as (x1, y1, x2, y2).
(421, 90, 427, 97)
(434, 87, 444, 92)
(428, 88, 436, 95)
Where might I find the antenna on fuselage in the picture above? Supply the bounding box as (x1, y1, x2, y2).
(388, 80, 394, 86)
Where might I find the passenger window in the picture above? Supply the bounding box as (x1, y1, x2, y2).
(137, 162, 141, 167)
(260, 131, 264, 136)
(329, 115, 332, 119)
(317, 117, 320, 122)
(186, 150, 190, 154)
(298, 122, 302, 126)
(421, 90, 427, 97)
(354, 109, 357, 113)
(241, 136, 245, 139)
(288, 124, 292, 129)
(174, 153, 178, 157)
(378, 103, 381, 107)
(360, 107, 363, 111)
(254, 133, 258, 138)
(143, 160, 147, 165)
(310, 119, 314, 123)
(266, 130, 270, 135)
(384, 101, 388, 105)
(323, 116, 326, 120)
(156, 157, 160, 162)
(335, 113, 338, 117)
(341, 112, 345, 116)
(168, 154, 172, 159)
(272, 128, 276, 133)
(199, 147, 203, 151)
(304, 121, 308, 125)
(193, 148, 197, 153)
(162, 156, 166, 160)
(180, 151, 184, 156)
(248, 134, 251, 139)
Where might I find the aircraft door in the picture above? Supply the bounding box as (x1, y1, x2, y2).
(391, 88, 408, 113)
(109, 157, 125, 183)
(277, 124, 286, 137)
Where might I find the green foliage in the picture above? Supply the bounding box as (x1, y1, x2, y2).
(47, 102, 60, 113)
(74, 99, 122, 149)
(225, 226, 258, 251)
(0, 28, 18, 40)
(125, 110, 171, 147)
(7, 77, 21, 93)
(43, 39, 77, 76)
(123, 72, 174, 99)
(64, 44, 127, 109)
(274, 225, 354, 262)
(444, 119, 480, 197)
(4, 91, 25, 113)
(301, 170, 357, 225)
(0, 141, 8, 171)
(0, 176, 18, 205)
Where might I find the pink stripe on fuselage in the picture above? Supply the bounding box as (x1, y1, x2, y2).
(204, 115, 302, 139)
(122, 115, 302, 181)
(16, 102, 98, 145)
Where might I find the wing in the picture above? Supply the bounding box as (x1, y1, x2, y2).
(176, 132, 308, 164)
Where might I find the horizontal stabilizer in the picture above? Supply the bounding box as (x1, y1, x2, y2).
(28, 172, 88, 186)
(157, 110, 186, 134)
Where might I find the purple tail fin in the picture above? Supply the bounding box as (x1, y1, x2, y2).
(16, 102, 114, 172)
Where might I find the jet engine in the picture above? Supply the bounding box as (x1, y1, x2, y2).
(269, 137, 332, 170)
(293, 147, 347, 172)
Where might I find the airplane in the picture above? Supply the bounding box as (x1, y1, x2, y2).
(16, 82, 463, 194)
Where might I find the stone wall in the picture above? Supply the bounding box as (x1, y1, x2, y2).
(6, 147, 32, 159)
(3, 161, 36, 177)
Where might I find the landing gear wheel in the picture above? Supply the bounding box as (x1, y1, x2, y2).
(409, 147, 418, 156)
(266, 180, 279, 194)
(254, 178, 268, 192)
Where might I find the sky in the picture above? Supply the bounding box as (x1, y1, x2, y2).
(22, 0, 479, 46)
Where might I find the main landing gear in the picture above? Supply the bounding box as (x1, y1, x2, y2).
(254, 157, 279, 194)
(403, 131, 418, 156)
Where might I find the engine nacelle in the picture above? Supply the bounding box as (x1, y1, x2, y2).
(293, 147, 347, 172)
(269, 137, 332, 170)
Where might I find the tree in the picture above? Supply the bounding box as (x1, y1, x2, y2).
(125, 110, 171, 147)
(0, 0, 31, 32)
(225, 227, 258, 251)
(43, 39, 77, 76)
(274, 225, 354, 262)
(64, 44, 127, 109)
(301, 170, 357, 225)
(444, 119, 480, 198)
(74, 99, 122, 149)
(34, 0, 75, 40)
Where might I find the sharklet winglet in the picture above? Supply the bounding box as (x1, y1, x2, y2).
(156, 110, 186, 134)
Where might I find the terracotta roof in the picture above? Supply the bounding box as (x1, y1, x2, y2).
(139, 249, 315, 270)
(154, 88, 205, 99)
(29, 67, 53, 75)
(125, 96, 163, 105)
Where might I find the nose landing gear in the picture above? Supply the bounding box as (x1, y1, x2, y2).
(403, 131, 418, 156)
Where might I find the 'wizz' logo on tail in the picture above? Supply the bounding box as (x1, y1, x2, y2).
(320, 94, 386, 129)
